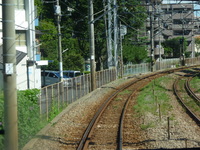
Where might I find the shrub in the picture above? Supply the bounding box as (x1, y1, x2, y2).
(0, 89, 47, 149)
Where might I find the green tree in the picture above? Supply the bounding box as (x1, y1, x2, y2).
(123, 45, 147, 64)
(162, 37, 187, 58)
(63, 52, 85, 72)
(35, 0, 148, 71)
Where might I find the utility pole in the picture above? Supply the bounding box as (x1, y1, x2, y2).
(113, 0, 118, 77)
(55, 0, 63, 81)
(119, 21, 123, 78)
(89, 0, 96, 91)
(107, 0, 113, 69)
(150, 2, 154, 72)
(2, 0, 18, 149)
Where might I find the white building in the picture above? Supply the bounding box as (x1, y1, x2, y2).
(0, 0, 46, 90)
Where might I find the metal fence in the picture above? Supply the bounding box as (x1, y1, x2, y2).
(39, 57, 200, 119)
(39, 68, 116, 119)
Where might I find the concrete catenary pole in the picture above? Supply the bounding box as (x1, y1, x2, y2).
(107, 0, 113, 69)
(89, 0, 96, 91)
(103, 0, 109, 69)
(2, 0, 18, 149)
(56, 0, 63, 81)
(113, 0, 118, 77)
(150, 2, 154, 72)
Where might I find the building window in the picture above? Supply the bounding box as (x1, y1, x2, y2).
(15, 0, 25, 9)
(174, 30, 183, 35)
(173, 19, 182, 24)
(173, 30, 190, 36)
(16, 31, 26, 46)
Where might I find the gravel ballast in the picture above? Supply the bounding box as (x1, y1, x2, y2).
(23, 73, 200, 150)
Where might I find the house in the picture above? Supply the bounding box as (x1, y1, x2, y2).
(0, 0, 46, 90)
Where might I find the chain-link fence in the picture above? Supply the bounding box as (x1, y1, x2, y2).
(39, 57, 200, 120)
(39, 68, 116, 119)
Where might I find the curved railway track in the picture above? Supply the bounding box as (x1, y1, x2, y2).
(185, 76, 200, 105)
(173, 74, 200, 126)
(77, 72, 166, 150)
(77, 66, 200, 150)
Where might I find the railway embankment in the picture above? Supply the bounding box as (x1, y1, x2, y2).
(24, 67, 200, 150)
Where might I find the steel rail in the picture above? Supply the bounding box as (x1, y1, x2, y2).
(77, 73, 159, 150)
(77, 65, 200, 150)
(118, 80, 147, 150)
(173, 78, 200, 126)
(185, 76, 200, 104)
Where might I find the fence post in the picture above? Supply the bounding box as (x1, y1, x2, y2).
(45, 88, 48, 120)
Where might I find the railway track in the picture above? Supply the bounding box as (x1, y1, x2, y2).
(77, 72, 165, 150)
(173, 72, 200, 126)
(77, 66, 200, 150)
(56, 66, 200, 150)
(185, 75, 200, 105)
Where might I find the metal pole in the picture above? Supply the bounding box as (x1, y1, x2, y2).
(56, 0, 63, 81)
(2, 0, 18, 149)
(89, 0, 96, 91)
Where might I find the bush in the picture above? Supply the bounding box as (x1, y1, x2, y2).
(0, 89, 47, 149)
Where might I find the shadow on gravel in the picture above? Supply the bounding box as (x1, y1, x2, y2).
(101, 86, 118, 90)
(34, 135, 78, 146)
(137, 148, 200, 150)
(124, 138, 200, 150)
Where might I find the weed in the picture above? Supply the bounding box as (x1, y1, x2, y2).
(140, 122, 154, 130)
(115, 97, 122, 101)
(134, 76, 172, 119)
(119, 89, 131, 95)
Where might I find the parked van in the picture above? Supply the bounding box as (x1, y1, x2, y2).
(41, 70, 70, 87)
(63, 70, 83, 86)
(63, 70, 83, 78)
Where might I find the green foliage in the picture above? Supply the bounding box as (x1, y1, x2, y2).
(48, 99, 63, 122)
(83, 71, 90, 74)
(190, 76, 200, 93)
(63, 52, 85, 72)
(134, 76, 172, 119)
(162, 37, 187, 58)
(119, 90, 131, 95)
(34, 0, 44, 17)
(35, 0, 148, 71)
(185, 51, 192, 58)
(0, 89, 47, 149)
(123, 45, 148, 64)
(17, 89, 46, 149)
(195, 52, 200, 57)
(141, 122, 155, 130)
(37, 20, 58, 63)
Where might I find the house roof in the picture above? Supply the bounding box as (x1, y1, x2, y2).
(0, 45, 27, 65)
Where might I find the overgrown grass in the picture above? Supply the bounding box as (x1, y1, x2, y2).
(190, 76, 200, 93)
(0, 89, 48, 149)
(134, 76, 173, 129)
(119, 89, 131, 95)
(48, 98, 66, 122)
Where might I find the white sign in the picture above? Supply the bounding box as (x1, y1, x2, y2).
(36, 60, 48, 66)
(5, 63, 13, 75)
